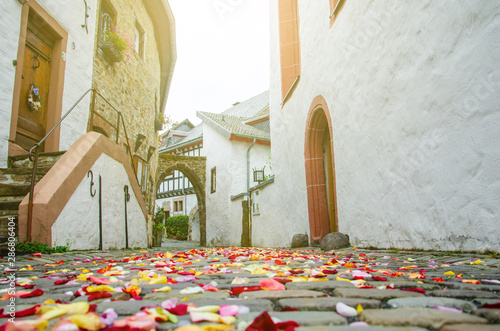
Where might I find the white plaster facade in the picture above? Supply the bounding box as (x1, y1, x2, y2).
(205, 123, 271, 246)
(52, 153, 147, 250)
(0, 0, 97, 167)
(262, 0, 500, 251)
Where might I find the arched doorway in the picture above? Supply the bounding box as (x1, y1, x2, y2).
(304, 96, 338, 245)
(157, 154, 206, 245)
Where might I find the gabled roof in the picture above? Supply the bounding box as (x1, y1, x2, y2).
(160, 124, 203, 152)
(161, 90, 270, 152)
(171, 119, 194, 131)
(221, 91, 269, 118)
(197, 90, 270, 141)
(197, 111, 270, 141)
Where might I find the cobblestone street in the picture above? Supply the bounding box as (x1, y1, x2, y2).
(1, 243, 500, 330)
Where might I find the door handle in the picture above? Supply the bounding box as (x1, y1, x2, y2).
(33, 54, 40, 70)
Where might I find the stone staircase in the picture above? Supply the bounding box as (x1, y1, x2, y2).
(0, 151, 65, 247)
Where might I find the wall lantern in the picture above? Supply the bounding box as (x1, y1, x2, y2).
(134, 134, 146, 152)
(253, 168, 265, 183)
(147, 146, 156, 162)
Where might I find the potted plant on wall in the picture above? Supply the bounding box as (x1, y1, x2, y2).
(152, 207, 165, 247)
(100, 27, 133, 63)
(155, 113, 171, 131)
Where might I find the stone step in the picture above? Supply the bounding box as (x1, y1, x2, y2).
(8, 151, 65, 169)
(0, 215, 18, 239)
(0, 166, 52, 181)
(0, 210, 18, 216)
(0, 195, 25, 211)
(0, 183, 31, 197)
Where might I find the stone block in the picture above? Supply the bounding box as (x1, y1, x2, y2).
(236, 311, 346, 327)
(387, 297, 476, 313)
(441, 324, 500, 331)
(333, 288, 424, 300)
(429, 290, 500, 300)
(143, 289, 229, 301)
(297, 327, 428, 331)
(359, 308, 487, 329)
(321, 232, 350, 251)
(291, 233, 309, 247)
(277, 297, 382, 311)
(239, 290, 327, 300)
(285, 281, 355, 292)
(475, 308, 500, 324)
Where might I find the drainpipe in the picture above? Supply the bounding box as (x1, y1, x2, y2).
(247, 139, 256, 193)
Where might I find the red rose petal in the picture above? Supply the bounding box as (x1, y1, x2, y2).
(87, 292, 113, 301)
(19, 289, 44, 298)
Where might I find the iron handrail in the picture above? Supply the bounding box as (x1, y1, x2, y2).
(27, 88, 137, 242)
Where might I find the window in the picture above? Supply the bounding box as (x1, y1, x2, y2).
(278, 0, 300, 105)
(211, 167, 216, 193)
(98, 0, 118, 63)
(252, 190, 260, 215)
(133, 156, 148, 193)
(173, 199, 184, 214)
(134, 20, 145, 59)
(329, 0, 346, 27)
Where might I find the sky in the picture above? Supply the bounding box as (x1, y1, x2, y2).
(165, 0, 270, 126)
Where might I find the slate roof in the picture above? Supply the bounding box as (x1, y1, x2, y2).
(197, 111, 270, 141)
(161, 123, 203, 152)
(197, 91, 270, 141)
(161, 90, 270, 152)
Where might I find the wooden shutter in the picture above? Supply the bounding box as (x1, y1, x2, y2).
(278, 0, 300, 104)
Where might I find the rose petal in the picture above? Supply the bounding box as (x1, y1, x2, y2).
(260, 279, 285, 291)
(219, 305, 240, 316)
(161, 298, 179, 309)
(336, 302, 357, 317)
(180, 286, 204, 294)
(434, 305, 462, 313)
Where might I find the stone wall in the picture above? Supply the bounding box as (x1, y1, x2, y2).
(91, 0, 163, 219)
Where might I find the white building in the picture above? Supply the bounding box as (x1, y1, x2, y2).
(252, 0, 500, 251)
(157, 91, 271, 244)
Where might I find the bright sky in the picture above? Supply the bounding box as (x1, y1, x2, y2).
(165, 0, 270, 126)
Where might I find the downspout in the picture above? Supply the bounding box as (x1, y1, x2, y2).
(246, 139, 256, 247)
(247, 139, 256, 193)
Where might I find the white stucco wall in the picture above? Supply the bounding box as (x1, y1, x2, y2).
(0, 1, 23, 167)
(52, 153, 147, 250)
(267, 0, 500, 251)
(0, 0, 96, 167)
(38, 0, 97, 151)
(204, 124, 233, 246)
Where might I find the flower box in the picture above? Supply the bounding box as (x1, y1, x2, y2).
(155, 120, 163, 131)
(99, 41, 122, 63)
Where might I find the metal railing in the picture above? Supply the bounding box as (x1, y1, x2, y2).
(27, 88, 136, 242)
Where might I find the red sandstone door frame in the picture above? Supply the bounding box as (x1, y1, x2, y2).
(10, 1, 67, 154)
(304, 96, 338, 244)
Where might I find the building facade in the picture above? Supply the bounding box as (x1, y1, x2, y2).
(1, 0, 98, 167)
(157, 92, 271, 245)
(258, 0, 500, 251)
(1, 0, 176, 248)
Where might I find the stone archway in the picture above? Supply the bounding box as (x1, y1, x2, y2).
(157, 154, 207, 246)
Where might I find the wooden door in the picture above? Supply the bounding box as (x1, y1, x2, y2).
(15, 14, 55, 152)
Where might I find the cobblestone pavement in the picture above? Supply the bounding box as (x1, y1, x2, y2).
(1, 243, 500, 330)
